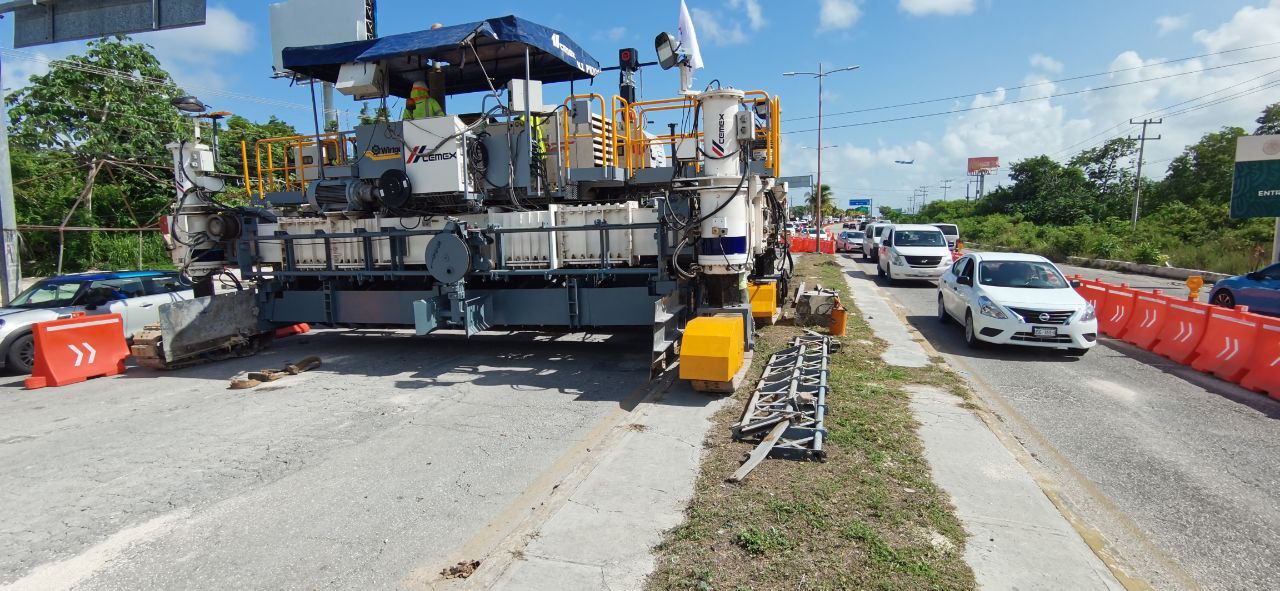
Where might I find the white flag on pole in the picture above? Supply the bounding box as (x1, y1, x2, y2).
(678, 0, 704, 70)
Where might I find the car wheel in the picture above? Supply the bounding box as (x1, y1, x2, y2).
(7, 332, 35, 374)
(1211, 289, 1235, 309)
(877, 262, 885, 277)
(1066, 347, 1090, 356)
(938, 295, 954, 325)
(885, 264, 896, 284)
(964, 312, 984, 349)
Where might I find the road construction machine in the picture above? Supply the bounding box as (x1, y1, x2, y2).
(139, 15, 791, 385)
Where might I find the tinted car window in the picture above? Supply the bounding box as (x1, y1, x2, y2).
(144, 275, 185, 294)
(979, 261, 1068, 289)
(893, 230, 946, 247)
(1261, 263, 1280, 280)
(933, 224, 959, 235)
(8, 280, 83, 308)
(86, 278, 147, 301)
(873, 226, 886, 237)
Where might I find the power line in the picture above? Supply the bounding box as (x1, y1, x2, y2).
(1054, 72, 1280, 163)
(784, 40, 1280, 122)
(783, 55, 1280, 134)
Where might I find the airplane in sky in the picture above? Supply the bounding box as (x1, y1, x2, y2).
(894, 159, 914, 165)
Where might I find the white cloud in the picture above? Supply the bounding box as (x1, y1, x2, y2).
(2, 50, 56, 95)
(1029, 53, 1064, 74)
(729, 0, 767, 30)
(818, 0, 862, 31)
(1156, 14, 1190, 36)
(787, 0, 1280, 205)
(900, 0, 975, 17)
(135, 6, 255, 91)
(600, 26, 628, 41)
(692, 7, 747, 45)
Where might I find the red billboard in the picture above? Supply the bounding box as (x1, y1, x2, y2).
(967, 156, 1000, 174)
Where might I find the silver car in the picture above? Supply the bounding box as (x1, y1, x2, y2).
(0, 270, 192, 373)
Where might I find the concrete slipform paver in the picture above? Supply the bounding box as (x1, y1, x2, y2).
(0, 329, 723, 590)
(838, 257, 1124, 590)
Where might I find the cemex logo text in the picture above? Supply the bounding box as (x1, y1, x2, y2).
(406, 146, 457, 165)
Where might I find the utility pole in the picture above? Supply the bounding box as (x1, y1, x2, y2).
(918, 185, 930, 211)
(784, 63, 858, 252)
(1129, 118, 1162, 229)
(939, 179, 952, 201)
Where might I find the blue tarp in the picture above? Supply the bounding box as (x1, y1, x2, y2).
(282, 15, 600, 97)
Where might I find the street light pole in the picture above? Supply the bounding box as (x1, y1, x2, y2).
(785, 63, 858, 254)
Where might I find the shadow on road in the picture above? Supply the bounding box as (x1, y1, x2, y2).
(91, 329, 709, 411)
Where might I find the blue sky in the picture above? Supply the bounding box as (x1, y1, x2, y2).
(3, 0, 1278, 211)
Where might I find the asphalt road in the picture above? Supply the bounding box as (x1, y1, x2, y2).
(839, 252, 1280, 591)
(0, 329, 708, 589)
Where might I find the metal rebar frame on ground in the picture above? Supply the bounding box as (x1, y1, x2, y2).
(730, 332, 833, 482)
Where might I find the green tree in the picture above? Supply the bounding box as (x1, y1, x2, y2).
(1068, 137, 1137, 220)
(1255, 102, 1280, 135)
(1151, 126, 1247, 209)
(977, 155, 1093, 225)
(6, 37, 190, 272)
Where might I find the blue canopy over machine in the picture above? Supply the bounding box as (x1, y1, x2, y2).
(281, 15, 601, 98)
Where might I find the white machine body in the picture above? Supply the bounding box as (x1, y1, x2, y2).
(695, 89, 751, 273)
(400, 116, 471, 194)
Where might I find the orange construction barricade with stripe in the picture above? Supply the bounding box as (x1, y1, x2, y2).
(1239, 317, 1280, 399)
(1189, 307, 1262, 384)
(1074, 279, 1109, 312)
(24, 314, 130, 389)
(1151, 300, 1211, 365)
(1122, 290, 1170, 351)
(1098, 284, 1137, 338)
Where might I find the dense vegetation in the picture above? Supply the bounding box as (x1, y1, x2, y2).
(6, 37, 296, 275)
(891, 106, 1279, 275)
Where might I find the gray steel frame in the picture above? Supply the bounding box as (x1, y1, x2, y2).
(736, 332, 832, 460)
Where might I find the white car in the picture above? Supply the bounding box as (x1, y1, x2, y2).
(937, 252, 1097, 355)
(0, 270, 192, 373)
(877, 224, 952, 282)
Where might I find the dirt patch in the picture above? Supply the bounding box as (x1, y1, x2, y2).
(646, 254, 976, 591)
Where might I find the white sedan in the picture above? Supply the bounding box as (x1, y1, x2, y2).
(937, 252, 1098, 355)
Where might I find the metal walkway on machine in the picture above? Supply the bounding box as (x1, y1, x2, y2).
(729, 332, 834, 482)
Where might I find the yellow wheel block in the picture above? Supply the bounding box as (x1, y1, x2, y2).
(679, 314, 745, 382)
(747, 280, 778, 319)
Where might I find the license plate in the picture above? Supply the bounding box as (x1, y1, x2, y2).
(1033, 326, 1058, 337)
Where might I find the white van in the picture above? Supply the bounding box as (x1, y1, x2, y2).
(932, 223, 960, 251)
(862, 223, 890, 262)
(877, 224, 953, 282)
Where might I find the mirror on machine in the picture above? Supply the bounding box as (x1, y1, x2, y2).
(655, 32, 679, 70)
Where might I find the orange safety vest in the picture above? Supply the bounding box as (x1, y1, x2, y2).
(403, 82, 444, 120)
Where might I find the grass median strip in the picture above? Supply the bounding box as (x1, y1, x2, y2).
(647, 254, 976, 591)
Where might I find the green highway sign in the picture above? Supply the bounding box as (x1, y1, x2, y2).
(1231, 136, 1280, 218)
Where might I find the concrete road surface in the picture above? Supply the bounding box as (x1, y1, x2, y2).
(0, 329, 718, 590)
(838, 254, 1280, 591)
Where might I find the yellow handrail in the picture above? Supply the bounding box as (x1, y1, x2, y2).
(558, 93, 612, 171)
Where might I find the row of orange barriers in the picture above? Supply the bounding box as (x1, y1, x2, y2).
(1072, 277, 1280, 399)
(790, 235, 835, 254)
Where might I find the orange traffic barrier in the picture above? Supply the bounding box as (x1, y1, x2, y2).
(1121, 290, 1170, 351)
(1239, 317, 1280, 399)
(1151, 300, 1212, 364)
(1098, 283, 1137, 338)
(24, 314, 129, 389)
(274, 323, 311, 338)
(1074, 278, 1108, 311)
(1189, 307, 1261, 383)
